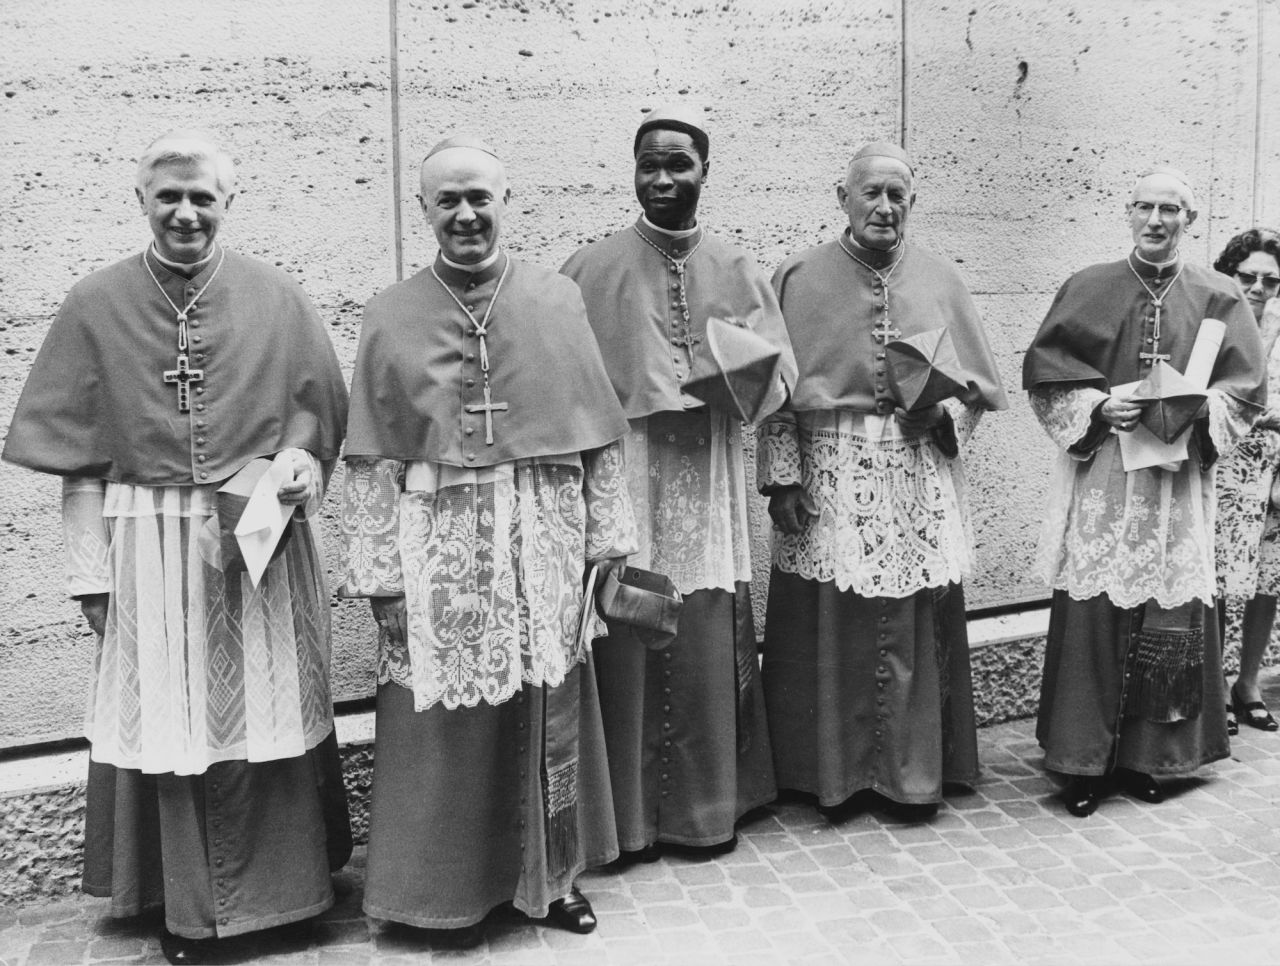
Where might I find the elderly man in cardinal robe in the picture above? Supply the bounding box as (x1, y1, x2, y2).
(760, 142, 1007, 821)
(1024, 166, 1264, 817)
(4, 130, 351, 964)
(340, 134, 637, 947)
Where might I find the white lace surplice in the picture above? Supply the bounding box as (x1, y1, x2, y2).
(757, 401, 979, 598)
(63, 453, 334, 776)
(339, 444, 637, 712)
(1031, 385, 1254, 610)
(622, 414, 753, 597)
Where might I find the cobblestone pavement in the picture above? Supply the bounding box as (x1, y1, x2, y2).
(4, 672, 1280, 966)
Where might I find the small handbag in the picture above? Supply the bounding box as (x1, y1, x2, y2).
(596, 565, 683, 649)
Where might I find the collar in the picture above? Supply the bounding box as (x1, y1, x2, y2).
(145, 244, 223, 286)
(1128, 249, 1182, 282)
(839, 230, 904, 271)
(432, 250, 508, 288)
(634, 215, 704, 258)
(441, 247, 503, 274)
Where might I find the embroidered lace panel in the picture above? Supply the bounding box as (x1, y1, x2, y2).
(339, 445, 636, 711)
(72, 458, 334, 775)
(758, 409, 975, 597)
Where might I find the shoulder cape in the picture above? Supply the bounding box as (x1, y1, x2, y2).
(773, 239, 1007, 413)
(1023, 257, 1264, 409)
(344, 257, 628, 466)
(3, 249, 348, 485)
(561, 218, 797, 419)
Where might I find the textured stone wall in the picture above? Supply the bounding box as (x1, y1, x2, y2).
(2, 0, 1279, 747)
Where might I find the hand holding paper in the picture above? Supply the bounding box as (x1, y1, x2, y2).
(234, 453, 297, 586)
(276, 449, 314, 505)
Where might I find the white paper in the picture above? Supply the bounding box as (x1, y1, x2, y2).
(234, 452, 296, 587)
(577, 564, 601, 650)
(1183, 318, 1226, 389)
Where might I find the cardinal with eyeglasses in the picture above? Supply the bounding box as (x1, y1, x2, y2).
(3, 130, 351, 964)
(339, 134, 637, 947)
(1023, 166, 1265, 818)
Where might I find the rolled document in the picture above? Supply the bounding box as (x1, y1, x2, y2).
(1182, 318, 1226, 389)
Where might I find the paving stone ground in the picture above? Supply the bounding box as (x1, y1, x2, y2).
(4, 672, 1280, 966)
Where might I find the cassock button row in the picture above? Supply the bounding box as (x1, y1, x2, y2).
(192, 335, 202, 344)
(466, 453, 475, 461)
(196, 420, 206, 428)
(663, 739, 671, 748)
(200, 472, 209, 480)
(879, 649, 887, 657)
(219, 918, 228, 926)
(190, 320, 200, 328)
(196, 437, 206, 445)
(466, 353, 476, 362)
(465, 427, 474, 436)
(466, 378, 475, 387)
(195, 387, 205, 395)
(197, 455, 207, 463)
(879, 615, 888, 624)
(876, 352, 885, 361)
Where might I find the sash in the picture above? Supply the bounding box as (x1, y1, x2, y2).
(1125, 601, 1204, 722)
(542, 667, 580, 877)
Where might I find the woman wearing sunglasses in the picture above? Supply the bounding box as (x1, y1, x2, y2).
(1213, 227, 1280, 735)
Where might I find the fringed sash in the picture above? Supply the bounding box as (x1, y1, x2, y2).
(1125, 601, 1204, 723)
(542, 668, 580, 878)
(733, 583, 757, 754)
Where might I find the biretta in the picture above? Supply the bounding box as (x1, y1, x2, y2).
(634, 104, 710, 160)
(849, 141, 914, 174)
(423, 133, 500, 163)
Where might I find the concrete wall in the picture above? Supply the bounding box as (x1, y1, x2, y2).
(2, 0, 1278, 749)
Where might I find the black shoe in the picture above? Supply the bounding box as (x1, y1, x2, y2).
(618, 842, 661, 864)
(424, 923, 485, 949)
(545, 886, 597, 934)
(160, 929, 212, 966)
(1062, 776, 1103, 818)
(1113, 767, 1163, 804)
(1232, 684, 1279, 732)
(877, 799, 939, 822)
(1227, 701, 1239, 736)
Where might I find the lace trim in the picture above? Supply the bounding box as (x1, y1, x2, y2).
(769, 414, 971, 596)
(1029, 386, 1108, 452)
(341, 447, 636, 711)
(623, 414, 752, 596)
(339, 458, 405, 596)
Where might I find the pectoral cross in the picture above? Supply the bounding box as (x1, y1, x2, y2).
(671, 329, 702, 350)
(163, 353, 204, 413)
(465, 382, 509, 445)
(872, 318, 902, 345)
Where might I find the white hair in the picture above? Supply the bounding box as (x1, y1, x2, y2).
(136, 130, 236, 194)
(1133, 165, 1196, 209)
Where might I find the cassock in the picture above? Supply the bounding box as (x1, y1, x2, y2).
(561, 215, 797, 849)
(339, 253, 636, 927)
(758, 235, 1007, 807)
(3, 246, 352, 939)
(1023, 253, 1264, 777)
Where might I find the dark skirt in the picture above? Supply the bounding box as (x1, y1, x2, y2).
(762, 571, 978, 806)
(594, 583, 776, 849)
(83, 729, 352, 939)
(363, 658, 617, 929)
(1037, 590, 1230, 776)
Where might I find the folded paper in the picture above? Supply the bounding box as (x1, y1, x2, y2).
(229, 454, 297, 586)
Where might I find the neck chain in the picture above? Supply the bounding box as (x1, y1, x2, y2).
(1127, 256, 1184, 368)
(634, 224, 705, 351)
(838, 235, 906, 344)
(430, 253, 513, 445)
(144, 245, 226, 412)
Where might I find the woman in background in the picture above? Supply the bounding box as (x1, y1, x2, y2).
(1214, 227, 1280, 734)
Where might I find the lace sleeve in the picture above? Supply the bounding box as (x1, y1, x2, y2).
(1208, 390, 1260, 460)
(757, 411, 802, 492)
(942, 398, 983, 448)
(62, 477, 110, 598)
(583, 441, 639, 561)
(1029, 386, 1109, 454)
(338, 457, 405, 597)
